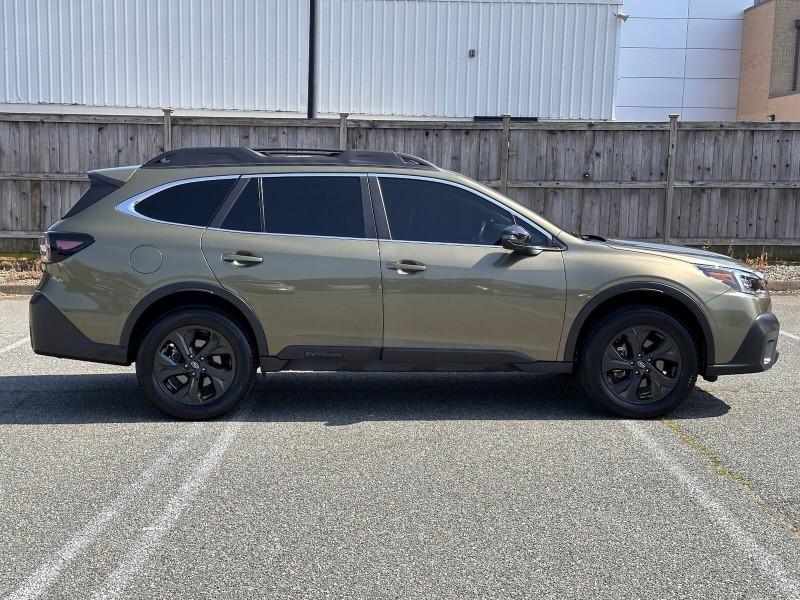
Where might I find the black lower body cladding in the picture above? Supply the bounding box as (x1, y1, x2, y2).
(29, 292, 128, 365)
(704, 312, 780, 376)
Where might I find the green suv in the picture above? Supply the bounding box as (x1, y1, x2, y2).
(30, 147, 779, 419)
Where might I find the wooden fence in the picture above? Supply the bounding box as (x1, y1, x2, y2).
(2, 110, 800, 247)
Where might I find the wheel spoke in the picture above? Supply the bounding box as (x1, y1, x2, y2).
(627, 327, 646, 356)
(626, 372, 644, 402)
(173, 329, 194, 361)
(197, 332, 223, 360)
(610, 377, 632, 396)
(646, 340, 679, 362)
(650, 367, 675, 387)
(188, 375, 201, 405)
(173, 381, 190, 403)
(158, 365, 188, 381)
(203, 362, 231, 379)
(208, 374, 229, 396)
(603, 346, 631, 372)
(649, 374, 665, 402)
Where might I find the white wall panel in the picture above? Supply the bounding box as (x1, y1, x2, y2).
(683, 78, 739, 109)
(1, 0, 309, 112)
(620, 17, 687, 48)
(684, 49, 741, 79)
(317, 0, 621, 119)
(681, 107, 737, 121)
(617, 78, 684, 107)
(618, 48, 685, 78)
(689, 0, 752, 20)
(614, 106, 681, 121)
(686, 18, 743, 49)
(622, 0, 689, 19)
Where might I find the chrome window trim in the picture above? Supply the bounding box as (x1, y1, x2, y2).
(371, 173, 558, 248)
(115, 174, 240, 228)
(204, 227, 375, 242)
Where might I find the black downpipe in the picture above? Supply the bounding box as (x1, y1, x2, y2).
(307, 0, 317, 119)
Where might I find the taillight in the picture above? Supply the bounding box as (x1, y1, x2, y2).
(39, 232, 94, 264)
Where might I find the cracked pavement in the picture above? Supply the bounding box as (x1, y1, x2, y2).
(0, 295, 798, 599)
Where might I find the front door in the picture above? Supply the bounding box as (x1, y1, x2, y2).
(373, 175, 566, 361)
(202, 174, 382, 357)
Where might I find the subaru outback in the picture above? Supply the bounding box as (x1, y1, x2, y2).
(30, 147, 779, 419)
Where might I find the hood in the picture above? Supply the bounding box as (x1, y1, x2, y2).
(603, 238, 760, 273)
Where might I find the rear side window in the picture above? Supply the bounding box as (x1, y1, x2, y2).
(262, 176, 364, 238)
(135, 179, 235, 227)
(221, 179, 263, 233)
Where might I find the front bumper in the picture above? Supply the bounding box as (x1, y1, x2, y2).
(704, 312, 779, 376)
(29, 291, 129, 365)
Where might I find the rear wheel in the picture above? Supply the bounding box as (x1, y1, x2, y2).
(578, 306, 698, 418)
(136, 307, 256, 420)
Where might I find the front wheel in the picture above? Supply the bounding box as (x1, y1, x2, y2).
(136, 307, 256, 420)
(577, 306, 698, 418)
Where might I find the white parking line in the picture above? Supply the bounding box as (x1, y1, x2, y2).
(780, 330, 800, 341)
(92, 406, 252, 600)
(624, 422, 800, 599)
(0, 336, 29, 354)
(6, 426, 203, 600)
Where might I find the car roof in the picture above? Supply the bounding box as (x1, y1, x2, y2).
(141, 147, 441, 171)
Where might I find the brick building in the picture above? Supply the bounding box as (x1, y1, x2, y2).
(737, 0, 800, 121)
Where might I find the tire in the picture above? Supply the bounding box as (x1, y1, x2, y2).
(577, 305, 698, 418)
(136, 307, 256, 420)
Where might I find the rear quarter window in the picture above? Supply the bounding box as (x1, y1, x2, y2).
(134, 179, 236, 227)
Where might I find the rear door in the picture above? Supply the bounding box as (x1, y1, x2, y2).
(201, 174, 383, 358)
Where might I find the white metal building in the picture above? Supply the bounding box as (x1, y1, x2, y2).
(0, 0, 755, 121)
(2, 0, 622, 120)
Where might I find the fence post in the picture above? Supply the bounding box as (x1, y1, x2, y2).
(500, 114, 511, 195)
(339, 113, 349, 150)
(162, 108, 173, 151)
(663, 113, 679, 243)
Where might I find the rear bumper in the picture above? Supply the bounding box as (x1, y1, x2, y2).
(704, 312, 779, 376)
(29, 291, 129, 365)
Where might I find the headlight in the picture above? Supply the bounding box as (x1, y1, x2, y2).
(698, 265, 767, 294)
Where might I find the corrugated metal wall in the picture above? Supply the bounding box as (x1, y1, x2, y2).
(2, 0, 620, 119)
(318, 0, 620, 118)
(1, 0, 309, 112)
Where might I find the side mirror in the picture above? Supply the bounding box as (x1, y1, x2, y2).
(501, 225, 542, 256)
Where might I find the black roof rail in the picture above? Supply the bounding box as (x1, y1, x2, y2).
(141, 147, 440, 170)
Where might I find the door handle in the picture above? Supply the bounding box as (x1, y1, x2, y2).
(222, 252, 263, 266)
(386, 260, 426, 273)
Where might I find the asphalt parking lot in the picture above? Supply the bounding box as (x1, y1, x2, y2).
(0, 296, 799, 599)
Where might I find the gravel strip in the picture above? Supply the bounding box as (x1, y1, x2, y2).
(765, 264, 800, 283)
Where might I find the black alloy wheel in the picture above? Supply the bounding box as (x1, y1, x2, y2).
(601, 326, 682, 404)
(578, 306, 698, 418)
(153, 325, 236, 406)
(136, 307, 256, 420)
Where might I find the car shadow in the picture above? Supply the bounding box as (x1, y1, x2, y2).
(0, 372, 731, 425)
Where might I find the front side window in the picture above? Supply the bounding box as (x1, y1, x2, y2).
(378, 177, 546, 246)
(135, 178, 235, 227)
(262, 176, 365, 238)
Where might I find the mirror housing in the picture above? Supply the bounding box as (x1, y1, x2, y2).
(501, 224, 542, 256)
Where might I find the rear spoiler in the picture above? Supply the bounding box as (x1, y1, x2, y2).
(62, 165, 140, 219)
(87, 165, 139, 186)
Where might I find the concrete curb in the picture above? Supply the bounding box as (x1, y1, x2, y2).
(768, 281, 800, 292)
(0, 283, 37, 296)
